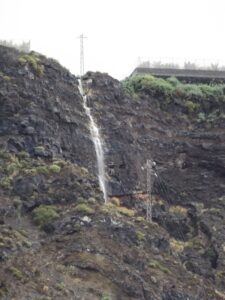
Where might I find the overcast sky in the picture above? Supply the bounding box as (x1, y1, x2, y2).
(0, 0, 225, 79)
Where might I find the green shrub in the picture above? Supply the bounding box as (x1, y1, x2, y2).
(101, 294, 111, 300)
(3, 75, 11, 81)
(123, 75, 225, 103)
(49, 164, 61, 173)
(8, 267, 23, 280)
(0, 71, 11, 81)
(19, 53, 44, 76)
(0, 177, 12, 189)
(117, 206, 135, 217)
(74, 203, 94, 215)
(136, 230, 145, 241)
(17, 151, 30, 159)
(136, 216, 146, 222)
(123, 75, 174, 96)
(34, 146, 45, 152)
(199, 84, 216, 98)
(32, 205, 59, 227)
(52, 160, 67, 167)
(185, 100, 200, 113)
(199, 84, 224, 100)
(36, 165, 49, 175)
(122, 79, 136, 96)
(181, 84, 203, 98)
(140, 75, 173, 95)
(197, 112, 206, 122)
(6, 162, 22, 175)
(167, 76, 180, 87)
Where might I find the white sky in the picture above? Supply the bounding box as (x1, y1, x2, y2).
(0, 0, 225, 79)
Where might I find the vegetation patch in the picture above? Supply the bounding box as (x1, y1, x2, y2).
(170, 238, 186, 253)
(184, 237, 205, 251)
(100, 203, 135, 218)
(34, 146, 45, 152)
(74, 203, 94, 215)
(19, 52, 44, 76)
(122, 75, 225, 119)
(136, 230, 146, 241)
(149, 259, 171, 274)
(100, 202, 115, 215)
(169, 205, 188, 216)
(49, 164, 61, 173)
(55, 281, 66, 291)
(0, 177, 12, 189)
(101, 294, 112, 300)
(116, 206, 135, 217)
(8, 266, 24, 280)
(136, 216, 146, 222)
(0, 71, 11, 81)
(184, 100, 200, 113)
(17, 151, 30, 159)
(32, 205, 59, 228)
(36, 165, 49, 175)
(110, 197, 120, 206)
(52, 159, 67, 167)
(123, 75, 225, 101)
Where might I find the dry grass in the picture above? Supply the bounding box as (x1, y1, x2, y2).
(110, 197, 120, 206)
(170, 238, 186, 253)
(117, 206, 135, 217)
(169, 205, 188, 216)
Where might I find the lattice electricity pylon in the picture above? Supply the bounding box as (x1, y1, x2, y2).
(146, 159, 153, 222)
(78, 34, 87, 77)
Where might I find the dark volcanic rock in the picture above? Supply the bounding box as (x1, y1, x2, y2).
(0, 46, 96, 173)
(83, 71, 225, 204)
(0, 47, 225, 299)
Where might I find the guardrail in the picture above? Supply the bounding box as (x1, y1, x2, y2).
(131, 67, 225, 83)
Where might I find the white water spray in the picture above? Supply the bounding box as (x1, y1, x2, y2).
(78, 79, 108, 202)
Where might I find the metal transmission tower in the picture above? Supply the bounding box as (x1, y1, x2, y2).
(146, 159, 153, 222)
(78, 34, 87, 77)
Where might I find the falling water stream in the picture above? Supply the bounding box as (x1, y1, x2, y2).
(78, 79, 108, 202)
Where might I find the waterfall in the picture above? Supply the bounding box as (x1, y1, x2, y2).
(78, 79, 108, 202)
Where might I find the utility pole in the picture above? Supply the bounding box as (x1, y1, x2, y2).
(78, 34, 87, 77)
(146, 159, 153, 222)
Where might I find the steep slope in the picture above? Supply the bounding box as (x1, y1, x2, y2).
(0, 45, 96, 170)
(82, 71, 225, 296)
(0, 46, 224, 299)
(83, 72, 225, 201)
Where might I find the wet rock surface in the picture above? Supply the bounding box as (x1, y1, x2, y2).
(0, 46, 224, 299)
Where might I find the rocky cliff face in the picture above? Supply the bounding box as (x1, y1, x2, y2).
(0, 46, 97, 172)
(83, 71, 225, 201)
(0, 46, 225, 299)
(83, 71, 225, 297)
